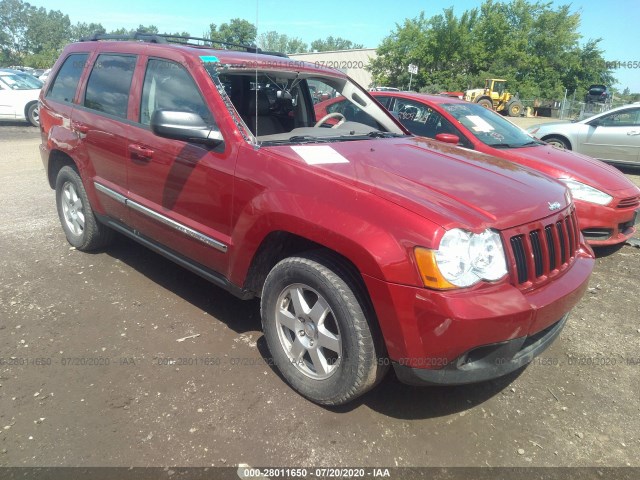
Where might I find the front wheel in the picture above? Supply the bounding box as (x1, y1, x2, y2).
(261, 254, 387, 405)
(544, 135, 571, 150)
(507, 100, 523, 117)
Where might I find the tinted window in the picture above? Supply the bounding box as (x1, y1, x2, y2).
(140, 59, 213, 126)
(84, 54, 136, 118)
(375, 96, 393, 109)
(392, 99, 469, 145)
(47, 54, 88, 103)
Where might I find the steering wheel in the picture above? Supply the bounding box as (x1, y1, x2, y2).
(315, 112, 346, 128)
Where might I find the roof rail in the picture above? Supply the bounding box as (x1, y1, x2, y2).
(80, 32, 167, 43)
(79, 32, 289, 57)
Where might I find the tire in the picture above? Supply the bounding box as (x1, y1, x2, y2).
(261, 253, 387, 405)
(55, 166, 114, 251)
(507, 100, 523, 117)
(26, 102, 39, 127)
(543, 135, 571, 150)
(477, 98, 493, 110)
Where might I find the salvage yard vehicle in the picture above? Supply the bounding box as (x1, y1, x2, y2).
(39, 33, 594, 405)
(0, 68, 42, 126)
(464, 78, 524, 117)
(318, 92, 640, 247)
(528, 104, 640, 167)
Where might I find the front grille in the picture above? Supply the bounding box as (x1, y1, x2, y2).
(508, 209, 580, 286)
(617, 195, 640, 209)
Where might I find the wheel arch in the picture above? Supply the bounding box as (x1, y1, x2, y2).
(46, 149, 77, 189)
(541, 134, 572, 150)
(24, 100, 38, 119)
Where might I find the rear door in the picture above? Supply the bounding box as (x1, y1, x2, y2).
(72, 52, 138, 223)
(124, 56, 236, 275)
(580, 107, 640, 164)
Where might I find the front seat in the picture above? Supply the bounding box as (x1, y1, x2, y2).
(246, 90, 284, 136)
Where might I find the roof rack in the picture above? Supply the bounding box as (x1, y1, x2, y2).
(79, 32, 288, 58)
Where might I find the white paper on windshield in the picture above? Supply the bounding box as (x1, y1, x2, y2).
(466, 115, 494, 133)
(291, 145, 349, 165)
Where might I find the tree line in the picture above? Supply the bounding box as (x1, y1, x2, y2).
(1, 0, 626, 100)
(0, 0, 363, 68)
(368, 0, 617, 100)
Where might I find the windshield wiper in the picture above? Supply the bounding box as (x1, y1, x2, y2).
(491, 140, 542, 149)
(262, 135, 330, 145)
(288, 135, 325, 143)
(367, 131, 403, 138)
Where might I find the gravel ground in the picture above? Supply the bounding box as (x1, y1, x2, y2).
(0, 123, 639, 468)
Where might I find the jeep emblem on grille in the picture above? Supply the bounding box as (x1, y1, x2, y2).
(548, 201, 561, 211)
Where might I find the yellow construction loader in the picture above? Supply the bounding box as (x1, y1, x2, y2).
(464, 79, 523, 117)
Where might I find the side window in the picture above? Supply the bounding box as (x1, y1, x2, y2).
(84, 54, 136, 118)
(326, 99, 348, 114)
(140, 59, 213, 126)
(599, 109, 640, 127)
(46, 53, 88, 103)
(393, 99, 470, 146)
(393, 98, 432, 124)
(375, 96, 393, 109)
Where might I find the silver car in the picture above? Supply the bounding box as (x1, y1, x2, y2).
(528, 103, 640, 166)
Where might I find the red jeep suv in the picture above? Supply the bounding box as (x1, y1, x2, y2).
(39, 33, 594, 405)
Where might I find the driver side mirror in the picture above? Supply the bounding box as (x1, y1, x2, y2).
(151, 110, 223, 147)
(435, 133, 460, 145)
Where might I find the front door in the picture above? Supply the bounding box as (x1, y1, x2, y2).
(580, 107, 640, 165)
(125, 57, 236, 274)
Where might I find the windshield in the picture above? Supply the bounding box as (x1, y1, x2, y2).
(204, 65, 405, 145)
(442, 102, 541, 148)
(0, 72, 43, 90)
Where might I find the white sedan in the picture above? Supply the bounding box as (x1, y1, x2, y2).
(0, 69, 42, 127)
(528, 103, 640, 166)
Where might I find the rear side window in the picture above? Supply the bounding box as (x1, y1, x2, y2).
(84, 54, 136, 118)
(47, 54, 88, 103)
(140, 58, 213, 126)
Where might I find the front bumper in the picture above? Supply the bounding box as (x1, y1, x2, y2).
(363, 250, 594, 386)
(575, 197, 640, 247)
(394, 314, 568, 385)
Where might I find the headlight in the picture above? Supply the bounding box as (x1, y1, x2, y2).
(559, 178, 612, 206)
(414, 228, 508, 289)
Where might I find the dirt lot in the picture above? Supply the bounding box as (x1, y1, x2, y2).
(0, 122, 639, 469)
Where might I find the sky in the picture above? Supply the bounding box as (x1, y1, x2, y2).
(32, 0, 640, 91)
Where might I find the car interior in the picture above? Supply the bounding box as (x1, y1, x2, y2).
(212, 69, 404, 143)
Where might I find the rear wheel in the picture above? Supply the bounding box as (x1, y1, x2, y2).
(544, 135, 571, 150)
(477, 98, 493, 110)
(26, 102, 39, 127)
(261, 254, 387, 405)
(55, 166, 114, 250)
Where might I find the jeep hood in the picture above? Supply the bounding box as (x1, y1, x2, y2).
(275, 136, 569, 231)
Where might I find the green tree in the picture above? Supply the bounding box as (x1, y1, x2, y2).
(70, 22, 106, 41)
(257, 31, 307, 53)
(209, 18, 257, 47)
(310, 36, 364, 51)
(368, 0, 615, 99)
(0, 0, 32, 65)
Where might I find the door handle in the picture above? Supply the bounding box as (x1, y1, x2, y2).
(71, 122, 89, 134)
(627, 131, 640, 136)
(128, 144, 154, 160)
